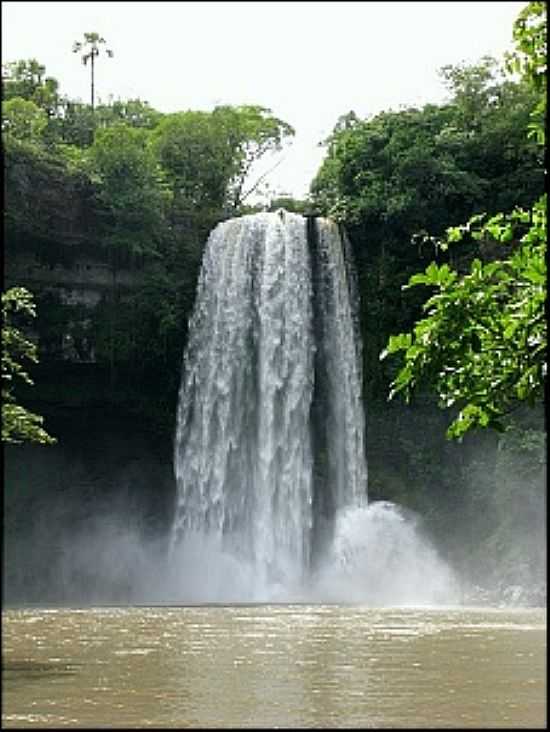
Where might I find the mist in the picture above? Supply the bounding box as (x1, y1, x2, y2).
(4, 414, 545, 609)
(439, 428, 547, 608)
(5, 497, 461, 606)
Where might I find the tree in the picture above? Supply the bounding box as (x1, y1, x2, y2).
(151, 110, 235, 219)
(90, 123, 171, 256)
(506, 0, 546, 145)
(267, 195, 310, 214)
(2, 287, 56, 444)
(72, 32, 113, 111)
(107, 98, 163, 130)
(89, 123, 172, 388)
(310, 63, 542, 402)
(439, 55, 504, 133)
(1, 97, 48, 142)
(380, 1, 546, 439)
(151, 106, 295, 221)
(211, 105, 295, 210)
(311, 59, 540, 227)
(55, 98, 97, 148)
(2, 58, 60, 117)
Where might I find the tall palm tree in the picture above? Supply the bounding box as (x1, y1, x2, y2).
(72, 32, 113, 111)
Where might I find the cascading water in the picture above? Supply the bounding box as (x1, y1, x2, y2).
(169, 209, 458, 604)
(171, 211, 366, 596)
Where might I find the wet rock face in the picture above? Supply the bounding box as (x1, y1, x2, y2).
(5, 149, 146, 366)
(4, 145, 143, 286)
(5, 144, 102, 248)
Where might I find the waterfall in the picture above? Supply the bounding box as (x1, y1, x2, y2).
(171, 210, 368, 597)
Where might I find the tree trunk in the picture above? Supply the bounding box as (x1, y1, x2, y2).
(91, 52, 95, 111)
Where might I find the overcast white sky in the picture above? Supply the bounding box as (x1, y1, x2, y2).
(3, 1, 526, 198)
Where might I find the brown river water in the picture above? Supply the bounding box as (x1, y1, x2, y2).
(2, 605, 546, 728)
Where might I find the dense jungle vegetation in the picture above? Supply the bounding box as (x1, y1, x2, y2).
(3, 3, 546, 601)
(3, 68, 296, 437)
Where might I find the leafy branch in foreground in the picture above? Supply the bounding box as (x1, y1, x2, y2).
(380, 196, 546, 439)
(2, 287, 56, 444)
(381, 1, 546, 440)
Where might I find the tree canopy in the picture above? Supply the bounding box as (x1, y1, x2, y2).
(3, 6, 545, 442)
(211, 104, 295, 209)
(2, 58, 60, 116)
(2, 52, 300, 428)
(90, 123, 171, 258)
(72, 32, 114, 110)
(379, 0, 546, 439)
(311, 50, 543, 401)
(1, 97, 48, 142)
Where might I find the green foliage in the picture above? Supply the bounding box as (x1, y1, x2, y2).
(49, 98, 163, 150)
(506, 1, 547, 91)
(312, 62, 540, 227)
(380, 1, 547, 439)
(211, 105, 295, 209)
(267, 196, 311, 214)
(313, 96, 538, 400)
(506, 1, 547, 145)
(2, 58, 60, 116)
(54, 99, 97, 147)
(381, 195, 546, 438)
(151, 110, 235, 216)
(72, 32, 114, 64)
(104, 99, 163, 129)
(2, 288, 56, 444)
(72, 32, 114, 110)
(2, 57, 161, 151)
(54, 141, 92, 173)
(312, 4, 545, 415)
(90, 123, 171, 257)
(439, 56, 505, 132)
(151, 106, 295, 218)
(2, 97, 48, 142)
(3, 55, 296, 429)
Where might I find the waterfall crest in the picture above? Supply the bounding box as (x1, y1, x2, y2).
(171, 210, 367, 596)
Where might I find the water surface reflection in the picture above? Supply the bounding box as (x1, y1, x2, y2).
(2, 605, 546, 728)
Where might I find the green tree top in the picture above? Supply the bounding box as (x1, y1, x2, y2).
(506, 0, 546, 145)
(2, 58, 60, 116)
(212, 105, 295, 209)
(151, 105, 294, 215)
(1, 97, 48, 142)
(72, 32, 113, 111)
(90, 123, 171, 257)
